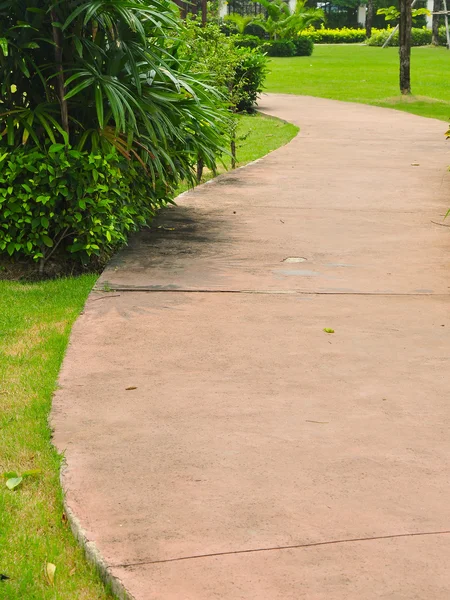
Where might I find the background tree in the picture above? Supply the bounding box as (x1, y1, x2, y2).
(366, 0, 376, 37)
(432, 0, 441, 44)
(399, 0, 412, 94)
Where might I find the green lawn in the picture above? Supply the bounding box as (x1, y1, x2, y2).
(0, 112, 297, 598)
(178, 112, 298, 193)
(265, 45, 450, 122)
(0, 277, 113, 599)
(230, 112, 298, 165)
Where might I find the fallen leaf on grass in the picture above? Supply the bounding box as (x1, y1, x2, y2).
(323, 328, 335, 334)
(6, 477, 22, 490)
(69, 567, 76, 577)
(4, 469, 41, 490)
(45, 563, 56, 586)
(0, 574, 10, 581)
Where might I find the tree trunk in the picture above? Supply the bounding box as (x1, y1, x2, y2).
(231, 138, 236, 169)
(432, 0, 441, 44)
(365, 0, 375, 38)
(196, 157, 204, 183)
(201, 0, 207, 25)
(399, 0, 412, 95)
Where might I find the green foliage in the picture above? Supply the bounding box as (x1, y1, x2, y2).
(253, 0, 324, 40)
(0, 146, 165, 266)
(234, 34, 263, 49)
(261, 40, 296, 56)
(177, 19, 268, 113)
(366, 26, 441, 46)
(244, 22, 268, 38)
(234, 48, 269, 111)
(292, 37, 314, 56)
(0, 1, 227, 178)
(0, 0, 232, 266)
(224, 13, 256, 34)
(300, 26, 368, 43)
(377, 5, 431, 22)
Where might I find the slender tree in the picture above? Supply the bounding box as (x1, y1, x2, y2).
(432, 0, 441, 44)
(366, 0, 375, 38)
(399, 0, 412, 94)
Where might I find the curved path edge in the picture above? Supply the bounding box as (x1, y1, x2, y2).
(52, 93, 450, 600)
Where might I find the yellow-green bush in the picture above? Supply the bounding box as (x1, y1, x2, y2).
(300, 26, 383, 43)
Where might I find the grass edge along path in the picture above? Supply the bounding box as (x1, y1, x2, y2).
(0, 276, 114, 600)
(177, 112, 299, 193)
(0, 111, 298, 599)
(265, 45, 450, 123)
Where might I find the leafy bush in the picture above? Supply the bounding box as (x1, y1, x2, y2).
(234, 49, 269, 112)
(293, 37, 314, 56)
(366, 26, 433, 46)
(0, 0, 230, 268)
(0, 146, 165, 269)
(233, 35, 262, 49)
(178, 20, 268, 113)
(300, 26, 367, 44)
(261, 40, 296, 57)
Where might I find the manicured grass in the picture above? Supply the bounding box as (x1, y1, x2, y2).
(230, 112, 299, 166)
(178, 112, 298, 193)
(265, 45, 450, 122)
(0, 277, 113, 599)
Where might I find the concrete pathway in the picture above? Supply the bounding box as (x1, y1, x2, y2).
(53, 95, 450, 599)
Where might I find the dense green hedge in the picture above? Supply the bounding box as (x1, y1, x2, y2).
(292, 37, 314, 56)
(300, 26, 368, 43)
(233, 34, 262, 49)
(367, 26, 448, 46)
(261, 40, 296, 56)
(234, 34, 314, 56)
(0, 146, 163, 267)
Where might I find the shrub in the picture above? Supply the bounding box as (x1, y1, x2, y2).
(261, 40, 296, 57)
(300, 26, 367, 44)
(178, 20, 268, 113)
(293, 36, 314, 56)
(233, 49, 269, 112)
(233, 35, 262, 49)
(0, 0, 230, 268)
(0, 146, 166, 269)
(366, 26, 433, 46)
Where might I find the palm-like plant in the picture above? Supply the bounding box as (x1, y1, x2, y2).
(224, 13, 257, 34)
(254, 0, 324, 40)
(0, 0, 229, 185)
